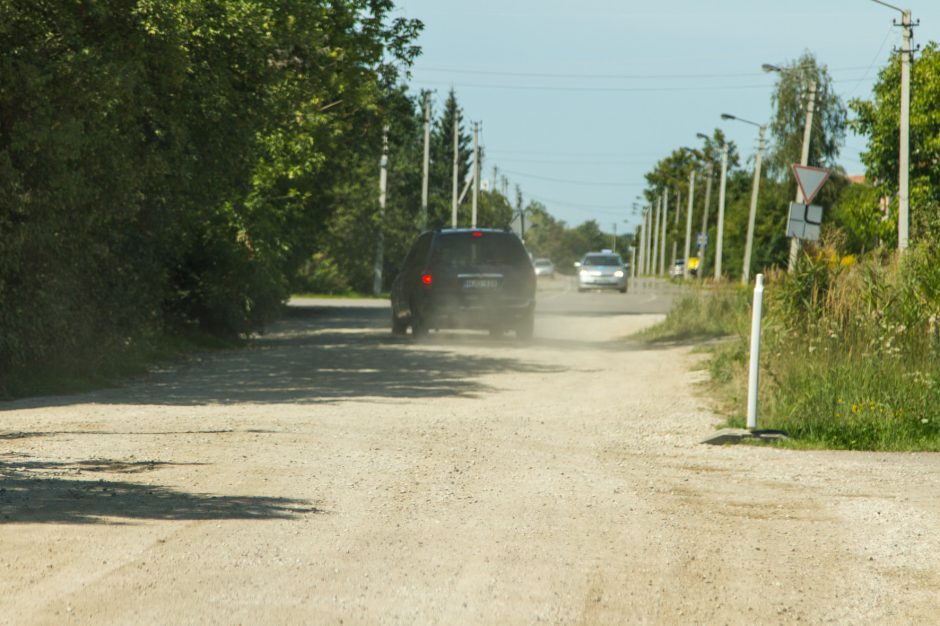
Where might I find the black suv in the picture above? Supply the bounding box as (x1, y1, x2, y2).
(391, 229, 536, 338)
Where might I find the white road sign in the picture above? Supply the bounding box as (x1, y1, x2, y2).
(787, 202, 823, 241)
(791, 165, 830, 204)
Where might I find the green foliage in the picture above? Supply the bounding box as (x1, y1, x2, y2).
(523, 204, 612, 272)
(0, 0, 422, 393)
(829, 182, 895, 252)
(851, 43, 940, 245)
(766, 52, 847, 177)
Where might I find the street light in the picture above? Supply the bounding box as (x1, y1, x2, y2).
(694, 133, 714, 280)
(763, 61, 817, 271)
(722, 114, 767, 284)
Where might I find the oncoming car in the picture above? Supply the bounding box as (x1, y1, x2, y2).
(391, 229, 536, 339)
(575, 251, 627, 293)
(533, 258, 555, 279)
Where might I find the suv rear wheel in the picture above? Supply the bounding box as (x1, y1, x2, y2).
(516, 312, 534, 341)
(391, 312, 408, 335)
(410, 309, 429, 338)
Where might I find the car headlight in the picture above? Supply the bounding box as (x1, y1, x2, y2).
(614, 270, 624, 278)
(579, 270, 588, 277)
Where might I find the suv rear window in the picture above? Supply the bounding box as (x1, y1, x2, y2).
(583, 255, 622, 266)
(432, 233, 530, 266)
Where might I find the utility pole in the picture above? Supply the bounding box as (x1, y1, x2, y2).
(659, 192, 668, 276)
(645, 206, 653, 275)
(611, 222, 617, 252)
(683, 170, 695, 280)
(870, 0, 914, 252)
(742, 125, 766, 284)
(698, 162, 713, 280)
(451, 116, 459, 228)
(633, 209, 646, 278)
(788, 78, 816, 272)
(899, 8, 912, 252)
(671, 189, 680, 270)
(651, 195, 661, 277)
(421, 93, 430, 231)
(515, 185, 525, 241)
(715, 145, 729, 281)
(373, 125, 389, 296)
(471, 122, 480, 228)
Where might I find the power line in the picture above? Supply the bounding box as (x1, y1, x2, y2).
(488, 148, 662, 157)
(415, 65, 873, 81)
(526, 193, 632, 215)
(494, 157, 655, 166)
(501, 168, 644, 187)
(414, 77, 871, 94)
(413, 80, 780, 93)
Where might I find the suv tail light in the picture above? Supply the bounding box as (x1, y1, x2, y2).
(420, 272, 433, 287)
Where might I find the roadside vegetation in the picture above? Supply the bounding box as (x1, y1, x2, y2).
(642, 238, 940, 451)
(635, 43, 940, 451)
(0, 2, 633, 398)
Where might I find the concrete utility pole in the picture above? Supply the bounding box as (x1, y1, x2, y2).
(421, 93, 430, 231)
(471, 122, 480, 228)
(611, 222, 617, 252)
(899, 8, 912, 252)
(633, 209, 646, 278)
(788, 78, 817, 271)
(742, 125, 766, 284)
(659, 191, 668, 276)
(671, 189, 680, 270)
(683, 170, 695, 280)
(373, 125, 389, 296)
(698, 162, 713, 280)
(870, 1, 913, 252)
(645, 206, 653, 275)
(451, 116, 459, 228)
(651, 195, 661, 277)
(631, 245, 637, 279)
(715, 145, 729, 281)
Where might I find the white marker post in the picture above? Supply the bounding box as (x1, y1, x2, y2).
(747, 274, 765, 430)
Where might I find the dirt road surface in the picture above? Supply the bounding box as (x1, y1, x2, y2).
(3, 280, 940, 624)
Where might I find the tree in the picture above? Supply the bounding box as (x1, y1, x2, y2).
(427, 88, 472, 228)
(767, 52, 847, 177)
(0, 0, 424, 389)
(851, 43, 940, 244)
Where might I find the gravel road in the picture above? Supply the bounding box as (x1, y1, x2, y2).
(2, 280, 940, 624)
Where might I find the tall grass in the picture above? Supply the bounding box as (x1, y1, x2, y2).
(635, 284, 750, 343)
(755, 242, 940, 450)
(641, 241, 940, 450)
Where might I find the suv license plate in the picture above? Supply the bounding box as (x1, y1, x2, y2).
(464, 278, 498, 289)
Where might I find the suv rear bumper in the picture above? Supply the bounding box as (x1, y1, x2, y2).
(417, 294, 534, 329)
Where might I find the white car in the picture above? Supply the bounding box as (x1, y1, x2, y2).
(533, 258, 555, 278)
(575, 251, 627, 293)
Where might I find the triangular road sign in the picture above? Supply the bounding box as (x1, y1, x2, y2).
(791, 164, 830, 204)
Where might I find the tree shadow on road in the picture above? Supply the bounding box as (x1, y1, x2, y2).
(3, 304, 564, 409)
(0, 458, 319, 524)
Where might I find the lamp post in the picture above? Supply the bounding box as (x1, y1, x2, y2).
(683, 169, 695, 280)
(763, 62, 816, 272)
(721, 114, 766, 284)
(694, 133, 714, 281)
(715, 145, 729, 280)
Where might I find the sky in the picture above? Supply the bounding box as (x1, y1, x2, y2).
(391, 0, 940, 232)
